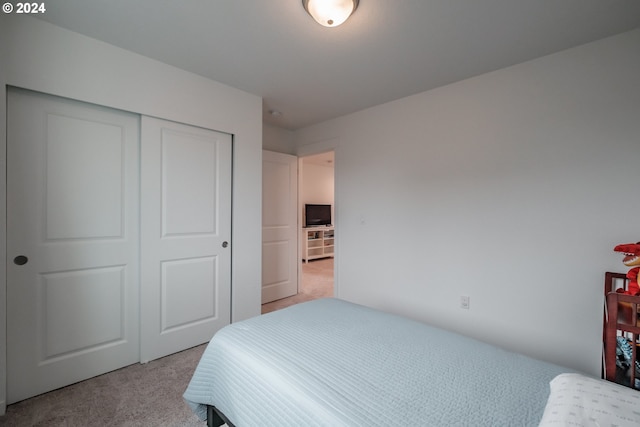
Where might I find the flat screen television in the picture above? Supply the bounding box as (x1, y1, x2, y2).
(305, 204, 332, 227)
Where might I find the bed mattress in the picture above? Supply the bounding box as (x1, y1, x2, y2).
(184, 298, 569, 426)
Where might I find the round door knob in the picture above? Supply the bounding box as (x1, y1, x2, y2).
(222, 241, 228, 248)
(14, 255, 28, 265)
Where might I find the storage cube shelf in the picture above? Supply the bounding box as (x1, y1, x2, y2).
(303, 226, 334, 263)
(602, 272, 640, 390)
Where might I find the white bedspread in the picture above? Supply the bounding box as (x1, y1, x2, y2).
(184, 298, 569, 426)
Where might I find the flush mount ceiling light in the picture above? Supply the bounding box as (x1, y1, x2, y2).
(302, 0, 359, 27)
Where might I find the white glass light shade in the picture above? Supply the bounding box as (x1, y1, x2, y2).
(303, 0, 359, 27)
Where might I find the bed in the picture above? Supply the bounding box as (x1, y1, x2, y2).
(184, 298, 640, 426)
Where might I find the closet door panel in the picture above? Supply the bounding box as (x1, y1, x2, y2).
(6, 87, 140, 404)
(141, 116, 232, 362)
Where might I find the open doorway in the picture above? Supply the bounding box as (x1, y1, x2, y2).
(262, 151, 335, 314)
(299, 151, 335, 303)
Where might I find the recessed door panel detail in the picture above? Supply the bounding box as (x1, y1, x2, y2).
(262, 160, 291, 227)
(161, 129, 218, 237)
(46, 114, 124, 240)
(41, 266, 126, 361)
(262, 241, 290, 286)
(161, 257, 217, 332)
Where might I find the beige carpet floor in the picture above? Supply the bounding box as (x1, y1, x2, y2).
(0, 344, 207, 427)
(262, 257, 334, 314)
(1, 258, 333, 426)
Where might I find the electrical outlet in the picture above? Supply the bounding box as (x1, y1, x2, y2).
(460, 295, 470, 310)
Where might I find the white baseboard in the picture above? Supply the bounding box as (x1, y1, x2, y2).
(0, 399, 6, 416)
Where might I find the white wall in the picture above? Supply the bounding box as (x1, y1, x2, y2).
(263, 123, 296, 154)
(0, 15, 262, 412)
(301, 162, 335, 207)
(294, 29, 640, 376)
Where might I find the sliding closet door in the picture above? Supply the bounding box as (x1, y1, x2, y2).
(6, 88, 140, 403)
(140, 117, 232, 362)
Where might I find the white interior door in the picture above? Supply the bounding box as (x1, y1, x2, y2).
(140, 117, 232, 362)
(7, 88, 140, 403)
(262, 150, 298, 304)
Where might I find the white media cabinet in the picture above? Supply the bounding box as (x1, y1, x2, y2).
(302, 226, 334, 263)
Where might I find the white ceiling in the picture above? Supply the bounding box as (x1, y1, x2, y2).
(36, 0, 640, 130)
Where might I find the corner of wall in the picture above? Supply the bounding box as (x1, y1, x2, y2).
(262, 123, 296, 155)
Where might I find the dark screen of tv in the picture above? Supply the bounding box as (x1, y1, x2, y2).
(305, 204, 331, 227)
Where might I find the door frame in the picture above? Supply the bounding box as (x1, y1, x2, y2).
(296, 142, 339, 298)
